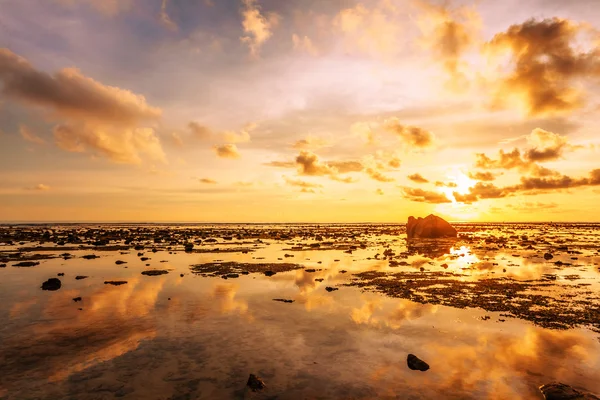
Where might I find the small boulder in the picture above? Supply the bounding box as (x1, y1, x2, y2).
(104, 280, 128, 286)
(539, 382, 599, 400)
(325, 286, 338, 292)
(247, 374, 266, 392)
(75, 275, 88, 280)
(544, 253, 554, 260)
(41, 278, 61, 291)
(141, 270, 168, 276)
(13, 261, 40, 267)
(73, 297, 82, 302)
(407, 354, 429, 371)
(406, 214, 457, 239)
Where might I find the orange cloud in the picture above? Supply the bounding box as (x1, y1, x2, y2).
(383, 118, 435, 148)
(188, 121, 212, 139)
(408, 173, 429, 183)
(213, 144, 240, 159)
(284, 176, 323, 189)
(402, 187, 451, 203)
(487, 18, 600, 115)
(240, 0, 280, 57)
(19, 125, 45, 145)
(199, 178, 217, 184)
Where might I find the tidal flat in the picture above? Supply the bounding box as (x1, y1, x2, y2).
(0, 223, 599, 399)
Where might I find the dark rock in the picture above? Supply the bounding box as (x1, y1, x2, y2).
(325, 286, 338, 292)
(544, 253, 554, 260)
(73, 297, 82, 302)
(104, 280, 128, 286)
(41, 278, 61, 291)
(273, 298, 294, 303)
(115, 260, 127, 265)
(82, 254, 99, 260)
(13, 261, 40, 267)
(0, 263, 6, 268)
(75, 275, 88, 280)
(407, 354, 429, 371)
(264, 271, 276, 276)
(539, 382, 599, 400)
(184, 243, 194, 252)
(315, 278, 324, 282)
(140, 257, 149, 261)
(57, 273, 65, 276)
(305, 269, 317, 273)
(180, 273, 184, 277)
(406, 214, 457, 239)
(246, 374, 265, 392)
(141, 270, 168, 276)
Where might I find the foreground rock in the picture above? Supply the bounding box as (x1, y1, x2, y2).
(13, 261, 40, 267)
(247, 374, 266, 392)
(141, 270, 168, 276)
(41, 278, 61, 291)
(406, 214, 457, 239)
(407, 354, 429, 371)
(539, 383, 599, 400)
(104, 280, 128, 286)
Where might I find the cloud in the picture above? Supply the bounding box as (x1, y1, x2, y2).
(376, 188, 384, 195)
(467, 171, 497, 181)
(159, 0, 178, 31)
(388, 157, 401, 169)
(333, 2, 401, 57)
(169, 132, 184, 147)
(284, 177, 323, 189)
(240, 0, 279, 57)
(292, 34, 319, 56)
(351, 121, 376, 144)
(19, 125, 45, 145)
(435, 181, 458, 188)
(0, 49, 165, 165)
(58, 0, 133, 16)
(266, 151, 362, 183)
(296, 151, 337, 176)
(53, 124, 167, 164)
(25, 183, 50, 191)
(383, 118, 435, 148)
(213, 144, 240, 159)
(486, 18, 600, 115)
(525, 128, 569, 162)
(408, 173, 429, 183)
(188, 122, 212, 140)
(365, 167, 394, 182)
(415, 0, 480, 90)
(402, 187, 451, 203)
(199, 178, 217, 184)
(222, 122, 256, 144)
(291, 135, 329, 150)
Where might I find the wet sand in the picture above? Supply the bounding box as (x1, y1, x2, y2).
(1, 223, 599, 399)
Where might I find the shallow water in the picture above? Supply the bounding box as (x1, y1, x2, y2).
(1, 223, 599, 399)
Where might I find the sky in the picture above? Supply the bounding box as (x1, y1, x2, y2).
(1, 0, 600, 223)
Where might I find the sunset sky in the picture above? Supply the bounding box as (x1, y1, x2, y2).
(1, 0, 600, 222)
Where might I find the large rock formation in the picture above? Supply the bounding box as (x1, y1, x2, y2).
(539, 382, 599, 400)
(407, 214, 457, 239)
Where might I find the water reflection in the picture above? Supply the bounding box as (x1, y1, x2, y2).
(407, 238, 457, 258)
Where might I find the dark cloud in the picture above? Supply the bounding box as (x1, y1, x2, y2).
(266, 151, 362, 183)
(402, 187, 451, 204)
(407, 173, 429, 183)
(487, 18, 600, 115)
(188, 122, 212, 139)
(213, 144, 240, 159)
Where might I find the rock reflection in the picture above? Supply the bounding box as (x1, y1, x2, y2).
(407, 238, 457, 258)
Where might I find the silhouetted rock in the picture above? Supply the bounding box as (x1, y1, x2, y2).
(246, 374, 265, 392)
(13, 261, 40, 267)
(73, 297, 82, 302)
(41, 278, 61, 291)
(0, 263, 6, 268)
(325, 286, 338, 292)
(115, 260, 127, 265)
(407, 354, 429, 371)
(544, 253, 554, 260)
(82, 254, 99, 260)
(273, 298, 294, 303)
(264, 271, 276, 276)
(57, 273, 64, 276)
(406, 214, 457, 239)
(104, 280, 128, 286)
(141, 270, 168, 276)
(75, 275, 88, 280)
(539, 382, 599, 400)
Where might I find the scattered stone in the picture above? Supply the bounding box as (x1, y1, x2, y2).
(407, 354, 429, 371)
(82, 254, 99, 260)
(273, 298, 294, 303)
(315, 278, 324, 282)
(104, 281, 128, 286)
(539, 382, 599, 400)
(305, 269, 317, 273)
(325, 286, 338, 292)
(0, 263, 6, 268)
(544, 253, 554, 260)
(13, 261, 40, 267)
(115, 260, 127, 265)
(247, 374, 266, 392)
(141, 270, 168, 276)
(222, 273, 239, 279)
(140, 257, 149, 261)
(180, 273, 184, 277)
(264, 271, 276, 277)
(57, 273, 64, 276)
(75, 275, 88, 280)
(73, 297, 82, 302)
(41, 278, 61, 291)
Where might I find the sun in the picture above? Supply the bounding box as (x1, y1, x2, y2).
(434, 172, 479, 221)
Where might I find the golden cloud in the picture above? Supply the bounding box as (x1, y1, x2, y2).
(199, 178, 217, 184)
(284, 176, 323, 189)
(0, 48, 166, 165)
(402, 187, 451, 203)
(291, 135, 329, 150)
(188, 121, 212, 140)
(213, 144, 240, 159)
(486, 18, 600, 115)
(383, 118, 435, 148)
(408, 173, 429, 183)
(240, 0, 280, 57)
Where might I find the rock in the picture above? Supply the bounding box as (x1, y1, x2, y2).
(104, 280, 128, 286)
(544, 253, 554, 260)
(0, 263, 6, 268)
(141, 270, 168, 276)
(41, 278, 61, 291)
(140, 257, 149, 261)
(73, 297, 82, 302)
(407, 354, 429, 371)
(273, 298, 294, 303)
(82, 254, 99, 260)
(184, 243, 194, 252)
(57, 273, 64, 276)
(13, 261, 40, 267)
(180, 273, 184, 277)
(115, 260, 127, 265)
(539, 382, 600, 400)
(246, 374, 265, 392)
(264, 271, 276, 276)
(75, 275, 88, 280)
(325, 286, 338, 292)
(406, 214, 457, 239)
